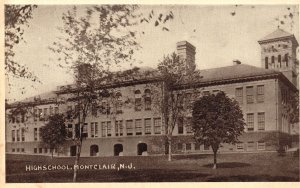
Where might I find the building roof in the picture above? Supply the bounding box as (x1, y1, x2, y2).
(258, 28, 298, 46)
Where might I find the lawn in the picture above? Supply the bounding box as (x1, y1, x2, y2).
(5, 152, 299, 182)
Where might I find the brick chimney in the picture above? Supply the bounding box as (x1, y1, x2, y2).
(176, 41, 196, 73)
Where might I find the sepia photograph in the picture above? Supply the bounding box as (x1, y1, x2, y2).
(3, 2, 300, 183)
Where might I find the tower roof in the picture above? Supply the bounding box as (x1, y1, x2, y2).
(258, 28, 298, 46)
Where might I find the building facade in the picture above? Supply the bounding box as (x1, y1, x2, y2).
(5, 29, 299, 157)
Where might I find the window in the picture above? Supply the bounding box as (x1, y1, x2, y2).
(12, 130, 15, 142)
(34, 148, 37, 153)
(34, 128, 38, 141)
(177, 94, 184, 108)
(39, 148, 43, 153)
(257, 85, 264, 103)
(21, 113, 25, 123)
(154, 118, 161, 134)
(17, 148, 20, 152)
(236, 142, 244, 150)
(12, 148, 15, 152)
(257, 141, 266, 150)
(177, 143, 183, 150)
(90, 123, 95, 137)
(134, 90, 142, 111)
(39, 109, 43, 121)
(278, 55, 281, 68)
(144, 118, 151, 135)
(101, 122, 106, 137)
(21, 148, 25, 152)
(202, 91, 209, 96)
(186, 143, 192, 150)
(135, 119, 142, 135)
(246, 113, 254, 131)
(195, 143, 201, 150)
(44, 148, 48, 153)
(39, 128, 42, 140)
(258, 112, 265, 131)
(91, 104, 97, 116)
(94, 122, 98, 137)
(21, 128, 25, 141)
(44, 108, 48, 120)
(101, 101, 108, 115)
(235, 87, 243, 104)
(116, 92, 122, 114)
(16, 129, 20, 141)
(144, 89, 151, 110)
(75, 124, 80, 138)
(126, 120, 133, 136)
(34, 109, 38, 121)
(265, 57, 268, 69)
(67, 124, 73, 138)
(246, 86, 254, 104)
(271, 56, 275, 67)
(82, 123, 88, 137)
(115, 120, 123, 136)
(107, 121, 111, 137)
(247, 142, 255, 151)
(204, 143, 210, 150)
(186, 117, 193, 134)
(285, 53, 289, 67)
(178, 117, 184, 134)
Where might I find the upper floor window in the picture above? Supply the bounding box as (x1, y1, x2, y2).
(34, 128, 38, 141)
(177, 93, 184, 108)
(107, 121, 111, 137)
(126, 120, 133, 136)
(21, 128, 25, 141)
(284, 53, 289, 67)
(278, 55, 281, 68)
(246, 86, 254, 104)
(265, 57, 268, 69)
(185, 117, 193, 134)
(16, 129, 20, 141)
(135, 119, 142, 135)
(144, 118, 151, 135)
(49, 107, 53, 116)
(235, 87, 243, 104)
(134, 90, 142, 111)
(178, 117, 184, 134)
(185, 93, 192, 109)
(257, 85, 264, 103)
(38, 109, 43, 121)
(246, 113, 254, 131)
(101, 122, 106, 137)
(54, 107, 59, 114)
(44, 108, 48, 121)
(154, 118, 161, 134)
(115, 120, 123, 136)
(257, 112, 265, 131)
(12, 130, 15, 142)
(144, 89, 151, 111)
(116, 92, 122, 114)
(271, 56, 275, 67)
(82, 123, 88, 138)
(67, 124, 73, 138)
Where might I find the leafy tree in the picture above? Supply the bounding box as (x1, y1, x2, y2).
(40, 114, 66, 158)
(192, 91, 245, 169)
(5, 5, 39, 83)
(156, 52, 201, 161)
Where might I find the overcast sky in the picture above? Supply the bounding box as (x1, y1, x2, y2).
(5, 4, 299, 101)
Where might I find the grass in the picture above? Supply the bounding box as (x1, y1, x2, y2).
(6, 152, 299, 182)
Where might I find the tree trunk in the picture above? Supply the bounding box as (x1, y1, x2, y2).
(73, 143, 81, 182)
(213, 151, 217, 169)
(168, 137, 172, 161)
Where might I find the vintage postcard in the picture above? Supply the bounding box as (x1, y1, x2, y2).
(2, 0, 300, 185)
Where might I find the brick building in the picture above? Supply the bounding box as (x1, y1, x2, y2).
(5, 28, 299, 156)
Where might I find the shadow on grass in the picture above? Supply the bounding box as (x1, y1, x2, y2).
(206, 174, 299, 182)
(203, 162, 251, 168)
(173, 154, 211, 160)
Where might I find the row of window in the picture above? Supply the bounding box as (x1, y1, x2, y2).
(264, 53, 289, 69)
(11, 148, 25, 152)
(235, 85, 264, 104)
(34, 148, 57, 154)
(11, 128, 25, 142)
(246, 112, 265, 131)
(177, 141, 266, 151)
(34, 107, 59, 121)
(66, 118, 162, 138)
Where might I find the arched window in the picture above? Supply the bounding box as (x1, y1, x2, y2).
(116, 92, 122, 114)
(285, 54, 289, 67)
(144, 89, 151, 110)
(134, 90, 142, 111)
(265, 57, 268, 69)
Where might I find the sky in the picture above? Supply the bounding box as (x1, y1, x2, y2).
(5, 4, 299, 101)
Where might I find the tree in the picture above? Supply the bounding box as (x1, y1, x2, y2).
(40, 114, 67, 158)
(192, 91, 245, 169)
(5, 5, 39, 83)
(156, 52, 201, 161)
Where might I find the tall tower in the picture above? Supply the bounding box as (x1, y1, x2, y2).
(258, 28, 299, 88)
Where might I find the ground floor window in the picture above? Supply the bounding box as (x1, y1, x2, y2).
(186, 143, 192, 151)
(236, 142, 244, 151)
(204, 143, 210, 150)
(34, 148, 37, 153)
(177, 143, 183, 151)
(194, 143, 200, 150)
(247, 142, 255, 151)
(257, 141, 266, 150)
